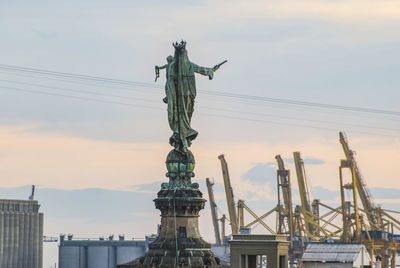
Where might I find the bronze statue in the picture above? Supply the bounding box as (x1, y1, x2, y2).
(155, 41, 226, 153)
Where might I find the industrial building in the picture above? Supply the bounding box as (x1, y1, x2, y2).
(0, 199, 44, 268)
(301, 243, 371, 268)
(58, 235, 147, 268)
(59, 234, 230, 268)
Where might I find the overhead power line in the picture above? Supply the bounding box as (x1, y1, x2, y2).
(0, 78, 399, 133)
(0, 85, 162, 111)
(201, 90, 400, 117)
(0, 64, 157, 89)
(0, 78, 156, 104)
(0, 84, 397, 138)
(0, 64, 399, 117)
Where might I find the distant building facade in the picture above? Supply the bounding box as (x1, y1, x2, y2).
(0, 199, 44, 268)
(229, 234, 289, 268)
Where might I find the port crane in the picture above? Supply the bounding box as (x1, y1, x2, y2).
(206, 178, 222, 245)
(275, 155, 294, 239)
(292, 152, 344, 242)
(218, 154, 276, 235)
(276, 155, 305, 266)
(293, 152, 320, 238)
(218, 154, 239, 235)
(214, 133, 400, 267)
(339, 132, 384, 231)
(218, 153, 341, 240)
(339, 132, 399, 267)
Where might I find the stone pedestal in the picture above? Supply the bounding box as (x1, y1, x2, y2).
(118, 150, 221, 268)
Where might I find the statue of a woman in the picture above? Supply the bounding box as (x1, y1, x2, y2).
(155, 41, 226, 153)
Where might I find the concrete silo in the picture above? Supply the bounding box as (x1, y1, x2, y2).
(0, 199, 44, 268)
(58, 235, 146, 268)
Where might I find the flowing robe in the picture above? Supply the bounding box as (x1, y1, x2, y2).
(166, 48, 214, 152)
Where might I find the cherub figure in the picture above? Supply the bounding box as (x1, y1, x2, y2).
(155, 55, 174, 103)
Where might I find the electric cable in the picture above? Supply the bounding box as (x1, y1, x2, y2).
(0, 85, 163, 111)
(1, 77, 399, 133)
(1, 63, 399, 117)
(0, 79, 398, 138)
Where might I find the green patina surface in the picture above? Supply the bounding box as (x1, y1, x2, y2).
(155, 41, 226, 154)
(155, 41, 226, 189)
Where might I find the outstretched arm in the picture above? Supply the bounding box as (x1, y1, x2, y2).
(192, 60, 227, 80)
(192, 63, 214, 80)
(156, 64, 168, 70)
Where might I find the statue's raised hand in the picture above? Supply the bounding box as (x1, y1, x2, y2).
(155, 66, 160, 82)
(212, 60, 227, 72)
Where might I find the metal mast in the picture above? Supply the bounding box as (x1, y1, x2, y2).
(293, 151, 319, 237)
(339, 132, 383, 230)
(218, 154, 239, 234)
(275, 155, 294, 239)
(206, 178, 222, 244)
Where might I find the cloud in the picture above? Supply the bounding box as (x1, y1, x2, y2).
(370, 188, 400, 200)
(241, 162, 277, 185)
(132, 181, 164, 192)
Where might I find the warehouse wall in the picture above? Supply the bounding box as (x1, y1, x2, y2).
(59, 239, 146, 268)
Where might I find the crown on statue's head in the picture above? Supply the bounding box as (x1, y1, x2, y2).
(173, 40, 186, 49)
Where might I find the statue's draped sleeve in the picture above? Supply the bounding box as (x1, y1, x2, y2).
(192, 63, 214, 80)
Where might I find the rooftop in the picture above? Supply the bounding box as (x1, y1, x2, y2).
(302, 243, 365, 263)
(0, 199, 41, 213)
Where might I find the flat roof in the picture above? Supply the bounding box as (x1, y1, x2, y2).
(60, 239, 146, 247)
(302, 243, 364, 262)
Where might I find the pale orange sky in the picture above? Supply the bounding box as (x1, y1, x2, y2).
(0, 124, 398, 192)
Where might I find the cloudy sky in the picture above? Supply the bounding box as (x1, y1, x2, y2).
(0, 0, 400, 266)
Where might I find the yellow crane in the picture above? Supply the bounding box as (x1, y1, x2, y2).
(293, 151, 320, 237)
(218, 154, 239, 234)
(276, 155, 305, 267)
(339, 132, 384, 231)
(218, 154, 276, 235)
(338, 132, 399, 267)
(206, 178, 222, 245)
(339, 159, 361, 242)
(292, 152, 344, 241)
(275, 155, 294, 240)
